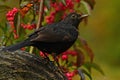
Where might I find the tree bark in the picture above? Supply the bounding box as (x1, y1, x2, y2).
(0, 47, 67, 80)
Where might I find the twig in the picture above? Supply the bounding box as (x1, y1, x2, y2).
(29, 0, 44, 53)
(36, 0, 44, 29)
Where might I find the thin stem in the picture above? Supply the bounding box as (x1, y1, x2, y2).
(16, 13, 21, 36)
(36, 0, 44, 29)
(29, 0, 44, 53)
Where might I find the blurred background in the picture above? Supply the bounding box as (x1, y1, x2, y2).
(80, 0, 120, 80)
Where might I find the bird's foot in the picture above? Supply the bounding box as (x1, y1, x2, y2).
(42, 57, 58, 71)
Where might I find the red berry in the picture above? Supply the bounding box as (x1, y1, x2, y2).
(62, 54, 68, 60)
(13, 30, 17, 33)
(52, 2, 58, 8)
(66, 0, 74, 9)
(65, 50, 77, 56)
(59, 2, 66, 10)
(66, 71, 75, 77)
(21, 47, 26, 51)
(13, 8, 18, 13)
(70, 51, 77, 56)
(14, 33, 19, 39)
(69, 9, 74, 13)
(68, 78, 72, 80)
(31, 24, 36, 29)
(7, 17, 14, 21)
(45, 15, 54, 24)
(50, 11, 56, 16)
(27, 25, 33, 30)
(55, 6, 60, 12)
(75, 0, 81, 3)
(39, 51, 45, 57)
(74, 70, 78, 74)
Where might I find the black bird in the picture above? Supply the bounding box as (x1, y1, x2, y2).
(3, 12, 88, 57)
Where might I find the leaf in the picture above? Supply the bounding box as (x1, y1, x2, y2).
(78, 69, 85, 80)
(73, 45, 85, 67)
(77, 50, 85, 67)
(84, 62, 105, 75)
(79, 37, 94, 62)
(61, 0, 66, 5)
(84, 0, 95, 9)
(0, 23, 9, 34)
(45, 0, 50, 9)
(81, 69, 92, 80)
(80, 0, 92, 15)
(20, 2, 33, 17)
(51, 0, 56, 3)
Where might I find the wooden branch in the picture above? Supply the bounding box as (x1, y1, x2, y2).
(0, 47, 67, 80)
(36, 0, 44, 29)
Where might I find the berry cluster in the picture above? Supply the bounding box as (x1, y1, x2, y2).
(21, 23, 36, 30)
(6, 8, 18, 23)
(65, 70, 78, 80)
(61, 50, 78, 79)
(61, 50, 77, 60)
(45, 0, 81, 24)
(6, 8, 19, 39)
(39, 51, 46, 57)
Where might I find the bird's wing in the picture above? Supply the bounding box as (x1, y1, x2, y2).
(28, 26, 73, 42)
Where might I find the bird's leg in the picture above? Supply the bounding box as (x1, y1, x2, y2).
(52, 53, 59, 66)
(52, 53, 67, 77)
(42, 52, 50, 61)
(52, 53, 60, 67)
(52, 53, 65, 72)
(42, 52, 57, 70)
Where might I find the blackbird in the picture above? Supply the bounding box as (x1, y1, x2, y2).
(3, 12, 88, 56)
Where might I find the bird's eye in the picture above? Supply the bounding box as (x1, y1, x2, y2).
(71, 14, 77, 19)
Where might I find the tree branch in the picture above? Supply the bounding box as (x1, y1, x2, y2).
(0, 47, 67, 80)
(36, 0, 44, 29)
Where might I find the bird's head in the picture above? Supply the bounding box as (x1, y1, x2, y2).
(63, 12, 88, 28)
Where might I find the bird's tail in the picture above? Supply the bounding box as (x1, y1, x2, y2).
(3, 39, 32, 52)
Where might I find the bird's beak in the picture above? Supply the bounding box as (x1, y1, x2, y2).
(80, 14, 89, 19)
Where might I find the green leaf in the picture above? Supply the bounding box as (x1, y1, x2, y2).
(80, 0, 92, 15)
(45, 0, 50, 9)
(84, 62, 105, 75)
(79, 37, 94, 62)
(0, 22, 10, 34)
(73, 44, 85, 67)
(84, 0, 95, 9)
(78, 69, 85, 80)
(61, 0, 66, 5)
(50, 0, 56, 3)
(82, 69, 92, 80)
